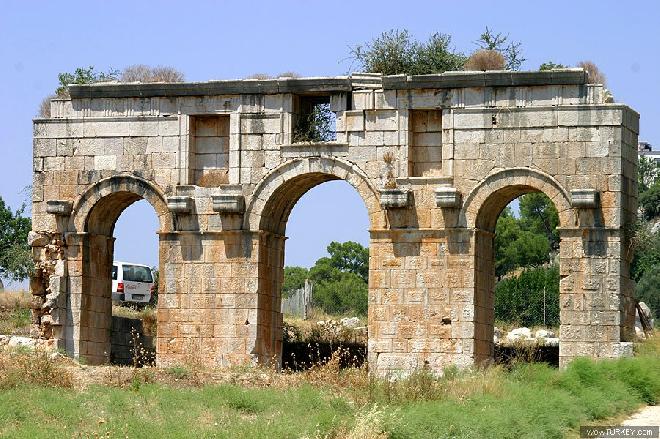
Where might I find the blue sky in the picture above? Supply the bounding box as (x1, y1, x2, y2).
(1, 0, 659, 287)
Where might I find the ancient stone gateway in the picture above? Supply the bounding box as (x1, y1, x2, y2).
(31, 70, 639, 374)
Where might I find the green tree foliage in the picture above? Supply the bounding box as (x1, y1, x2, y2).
(326, 241, 369, 283)
(495, 264, 560, 327)
(350, 29, 467, 75)
(283, 241, 369, 316)
(635, 267, 660, 318)
(0, 197, 33, 282)
(282, 266, 309, 297)
(631, 227, 660, 283)
(639, 182, 660, 220)
(539, 61, 567, 70)
(56, 66, 119, 97)
(519, 192, 560, 249)
(494, 193, 559, 278)
(292, 103, 335, 143)
(638, 156, 660, 194)
(313, 271, 368, 316)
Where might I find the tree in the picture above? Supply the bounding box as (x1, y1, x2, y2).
(639, 182, 660, 220)
(635, 266, 660, 318)
(326, 241, 369, 283)
(313, 271, 368, 316)
(282, 266, 309, 297)
(0, 197, 32, 282)
(638, 156, 660, 195)
(349, 29, 466, 75)
(519, 193, 560, 250)
(494, 197, 557, 278)
(475, 27, 525, 71)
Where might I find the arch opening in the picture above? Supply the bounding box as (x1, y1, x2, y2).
(249, 159, 377, 368)
(72, 177, 167, 365)
(473, 184, 564, 365)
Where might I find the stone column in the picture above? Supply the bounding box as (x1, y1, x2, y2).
(558, 228, 633, 367)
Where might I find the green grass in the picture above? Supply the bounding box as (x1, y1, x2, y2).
(0, 336, 658, 438)
(0, 383, 354, 438)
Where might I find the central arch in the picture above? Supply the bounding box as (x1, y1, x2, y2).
(461, 168, 574, 364)
(245, 157, 383, 365)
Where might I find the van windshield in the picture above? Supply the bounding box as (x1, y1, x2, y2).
(122, 265, 153, 283)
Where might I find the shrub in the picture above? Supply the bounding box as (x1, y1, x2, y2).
(56, 66, 119, 97)
(121, 65, 184, 83)
(292, 102, 335, 143)
(37, 94, 57, 118)
(349, 29, 466, 75)
(495, 264, 560, 327)
(313, 272, 368, 316)
(578, 60, 607, 86)
(464, 49, 506, 71)
(245, 73, 273, 80)
(539, 61, 566, 70)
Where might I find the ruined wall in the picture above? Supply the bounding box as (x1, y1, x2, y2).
(31, 70, 639, 375)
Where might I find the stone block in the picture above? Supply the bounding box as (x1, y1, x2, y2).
(167, 196, 193, 213)
(46, 200, 72, 215)
(571, 189, 600, 208)
(212, 195, 245, 214)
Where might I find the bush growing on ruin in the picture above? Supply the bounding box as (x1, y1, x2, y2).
(245, 73, 273, 80)
(292, 102, 335, 143)
(539, 61, 567, 70)
(56, 66, 119, 97)
(464, 49, 506, 71)
(577, 60, 607, 86)
(121, 65, 185, 83)
(475, 27, 525, 71)
(349, 29, 467, 75)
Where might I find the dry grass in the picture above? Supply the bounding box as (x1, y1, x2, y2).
(0, 347, 73, 389)
(0, 291, 32, 335)
(112, 304, 157, 335)
(121, 64, 184, 83)
(578, 60, 607, 86)
(37, 95, 56, 117)
(465, 49, 506, 71)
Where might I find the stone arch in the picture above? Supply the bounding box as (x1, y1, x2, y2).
(245, 156, 383, 235)
(245, 157, 381, 365)
(66, 175, 170, 364)
(461, 167, 575, 232)
(71, 174, 173, 235)
(462, 167, 574, 364)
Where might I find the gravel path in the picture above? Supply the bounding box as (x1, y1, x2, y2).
(620, 406, 660, 426)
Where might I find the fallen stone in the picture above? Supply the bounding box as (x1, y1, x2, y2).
(340, 317, 361, 328)
(535, 329, 556, 338)
(8, 336, 37, 348)
(542, 337, 559, 347)
(506, 327, 531, 342)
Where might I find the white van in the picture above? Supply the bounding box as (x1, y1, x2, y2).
(111, 261, 155, 304)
